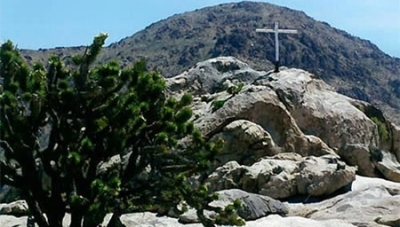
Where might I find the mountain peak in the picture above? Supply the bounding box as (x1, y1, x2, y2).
(20, 1, 400, 124)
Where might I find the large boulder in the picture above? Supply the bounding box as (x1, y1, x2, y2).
(193, 84, 311, 155)
(289, 175, 400, 227)
(375, 150, 400, 182)
(189, 82, 338, 160)
(295, 155, 356, 196)
(214, 189, 289, 220)
(341, 144, 377, 177)
(178, 189, 289, 223)
(205, 155, 356, 199)
(206, 84, 341, 158)
(260, 69, 379, 150)
(166, 56, 265, 96)
(210, 118, 338, 166)
(211, 120, 277, 165)
(351, 175, 400, 193)
(205, 159, 299, 199)
(254, 159, 299, 198)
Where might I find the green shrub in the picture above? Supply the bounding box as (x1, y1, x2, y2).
(212, 99, 226, 112)
(371, 117, 389, 142)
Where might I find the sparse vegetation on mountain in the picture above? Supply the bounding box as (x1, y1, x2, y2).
(0, 34, 244, 227)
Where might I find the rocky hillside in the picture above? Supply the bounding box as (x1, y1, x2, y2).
(20, 1, 400, 122)
(2, 57, 400, 227)
(167, 57, 400, 181)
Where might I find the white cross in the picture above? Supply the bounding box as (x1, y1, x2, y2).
(256, 22, 298, 72)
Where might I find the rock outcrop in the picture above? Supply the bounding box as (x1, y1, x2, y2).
(167, 57, 400, 182)
(210, 120, 277, 165)
(2, 56, 399, 226)
(205, 154, 356, 199)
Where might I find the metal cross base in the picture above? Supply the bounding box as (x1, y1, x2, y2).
(274, 60, 280, 73)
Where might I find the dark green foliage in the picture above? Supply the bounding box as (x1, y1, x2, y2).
(211, 83, 244, 112)
(215, 200, 245, 226)
(0, 35, 244, 227)
(212, 100, 226, 112)
(371, 117, 389, 142)
(272, 166, 284, 174)
(369, 147, 383, 162)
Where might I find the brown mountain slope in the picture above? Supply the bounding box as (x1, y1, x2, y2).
(20, 1, 400, 123)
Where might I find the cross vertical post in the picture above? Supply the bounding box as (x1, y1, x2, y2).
(256, 22, 298, 72)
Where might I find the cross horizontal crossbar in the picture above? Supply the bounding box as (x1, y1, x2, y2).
(256, 28, 298, 34)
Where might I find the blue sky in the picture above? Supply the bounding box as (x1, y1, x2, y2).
(1, 0, 399, 57)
